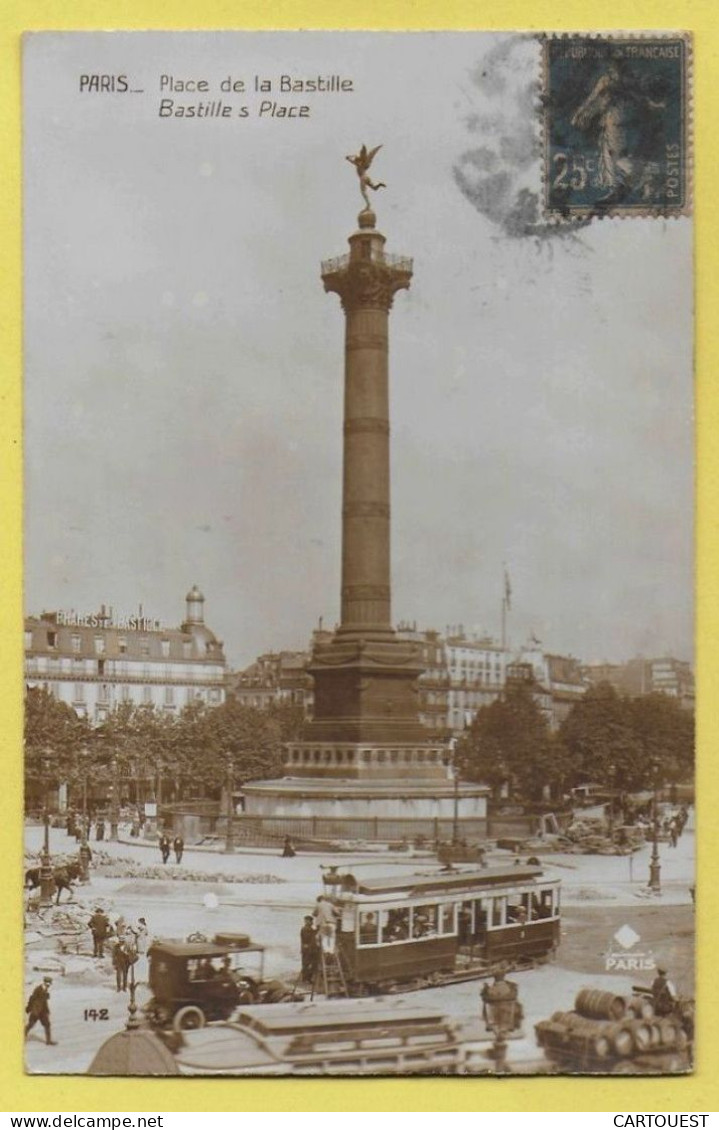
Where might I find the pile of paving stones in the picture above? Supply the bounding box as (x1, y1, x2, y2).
(94, 856, 285, 884)
(563, 819, 643, 855)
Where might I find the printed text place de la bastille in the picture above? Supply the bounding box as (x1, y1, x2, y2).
(79, 73, 356, 119)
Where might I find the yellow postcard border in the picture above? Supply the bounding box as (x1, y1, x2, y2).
(2, 0, 716, 1113)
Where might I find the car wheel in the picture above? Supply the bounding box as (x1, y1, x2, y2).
(172, 1005, 206, 1032)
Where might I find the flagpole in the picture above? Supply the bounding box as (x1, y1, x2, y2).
(501, 566, 511, 653)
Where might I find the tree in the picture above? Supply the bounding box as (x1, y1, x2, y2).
(455, 680, 555, 801)
(627, 692, 694, 786)
(559, 682, 642, 790)
(559, 682, 694, 793)
(25, 686, 91, 801)
(192, 699, 285, 793)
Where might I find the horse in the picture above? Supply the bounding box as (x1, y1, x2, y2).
(25, 861, 81, 904)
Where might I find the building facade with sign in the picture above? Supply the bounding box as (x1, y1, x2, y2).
(24, 586, 227, 723)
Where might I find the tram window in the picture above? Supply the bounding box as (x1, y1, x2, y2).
(381, 907, 410, 942)
(458, 902, 473, 944)
(508, 894, 530, 925)
(412, 904, 438, 938)
(490, 897, 505, 928)
(475, 900, 488, 937)
(534, 888, 554, 919)
(440, 903, 455, 935)
(358, 911, 379, 945)
(553, 887, 560, 916)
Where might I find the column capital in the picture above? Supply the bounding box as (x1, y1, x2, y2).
(322, 257, 412, 312)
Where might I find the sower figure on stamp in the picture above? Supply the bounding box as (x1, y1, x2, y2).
(25, 977, 57, 1045)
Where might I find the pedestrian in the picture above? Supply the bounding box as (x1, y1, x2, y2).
(300, 915, 318, 982)
(112, 937, 134, 992)
(652, 967, 677, 1016)
(669, 820, 678, 849)
(173, 835, 184, 864)
(96, 819, 105, 842)
(88, 907, 111, 958)
(129, 917, 149, 983)
(159, 834, 171, 864)
(313, 895, 339, 954)
(282, 836, 296, 858)
(78, 841, 92, 882)
(25, 977, 57, 1045)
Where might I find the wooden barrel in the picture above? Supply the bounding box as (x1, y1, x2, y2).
(551, 1011, 583, 1027)
(646, 1021, 663, 1047)
(575, 989, 627, 1021)
(658, 1018, 679, 1047)
(564, 1029, 611, 1059)
(535, 1021, 570, 1048)
(628, 995, 654, 1020)
(623, 1018, 653, 1053)
(606, 1023, 634, 1058)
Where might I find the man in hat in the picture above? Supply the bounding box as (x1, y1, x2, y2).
(25, 977, 57, 1044)
(300, 916, 318, 982)
(652, 967, 677, 1016)
(112, 936, 136, 992)
(88, 907, 111, 958)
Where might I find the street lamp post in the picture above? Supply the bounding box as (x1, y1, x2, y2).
(607, 763, 616, 841)
(224, 757, 235, 854)
(78, 746, 91, 882)
(649, 759, 662, 894)
(109, 756, 120, 842)
(39, 755, 54, 906)
(452, 771, 460, 846)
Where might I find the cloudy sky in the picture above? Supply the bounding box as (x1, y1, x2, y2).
(23, 32, 693, 669)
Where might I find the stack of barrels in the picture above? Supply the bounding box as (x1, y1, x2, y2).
(535, 989, 689, 1067)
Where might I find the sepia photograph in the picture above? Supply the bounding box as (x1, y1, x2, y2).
(22, 29, 694, 1078)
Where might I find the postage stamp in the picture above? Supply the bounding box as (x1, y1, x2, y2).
(542, 35, 691, 217)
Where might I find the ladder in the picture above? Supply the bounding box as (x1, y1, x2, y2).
(312, 944, 349, 999)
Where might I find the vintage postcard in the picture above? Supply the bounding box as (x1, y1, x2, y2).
(22, 30, 694, 1079)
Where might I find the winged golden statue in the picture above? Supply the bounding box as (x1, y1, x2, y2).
(346, 144, 387, 209)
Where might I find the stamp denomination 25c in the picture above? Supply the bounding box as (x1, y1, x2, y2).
(543, 35, 691, 217)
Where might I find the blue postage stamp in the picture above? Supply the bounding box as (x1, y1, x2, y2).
(543, 35, 691, 217)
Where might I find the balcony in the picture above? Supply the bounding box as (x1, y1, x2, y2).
(321, 251, 414, 276)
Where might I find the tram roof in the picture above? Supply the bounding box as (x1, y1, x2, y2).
(233, 1002, 448, 1035)
(343, 865, 545, 896)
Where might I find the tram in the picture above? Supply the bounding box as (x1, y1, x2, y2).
(322, 864, 561, 994)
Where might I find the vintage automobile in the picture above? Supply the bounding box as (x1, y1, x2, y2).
(145, 934, 294, 1032)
